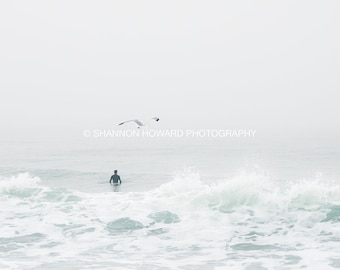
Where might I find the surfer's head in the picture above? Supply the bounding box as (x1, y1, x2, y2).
(114, 170, 118, 174)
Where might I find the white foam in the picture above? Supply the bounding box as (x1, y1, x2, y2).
(0, 173, 41, 191)
(1, 171, 340, 269)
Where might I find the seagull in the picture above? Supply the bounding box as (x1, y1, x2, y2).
(118, 117, 160, 128)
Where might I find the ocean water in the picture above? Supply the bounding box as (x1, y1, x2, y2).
(1, 136, 340, 270)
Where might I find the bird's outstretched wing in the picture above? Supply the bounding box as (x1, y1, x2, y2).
(144, 117, 160, 126)
(118, 119, 144, 126)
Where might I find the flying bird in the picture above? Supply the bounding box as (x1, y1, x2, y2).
(118, 117, 160, 128)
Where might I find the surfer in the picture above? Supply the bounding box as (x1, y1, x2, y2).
(109, 170, 122, 185)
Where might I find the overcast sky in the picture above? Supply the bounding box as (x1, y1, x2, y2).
(0, 1, 339, 138)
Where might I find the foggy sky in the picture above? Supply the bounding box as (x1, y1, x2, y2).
(1, 1, 339, 138)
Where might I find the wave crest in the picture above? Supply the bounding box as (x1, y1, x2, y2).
(154, 170, 340, 213)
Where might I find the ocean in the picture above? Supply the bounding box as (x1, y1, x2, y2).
(1, 135, 340, 269)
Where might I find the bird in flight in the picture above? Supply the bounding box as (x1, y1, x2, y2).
(118, 117, 160, 128)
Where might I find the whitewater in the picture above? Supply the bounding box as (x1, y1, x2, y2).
(1, 137, 340, 269)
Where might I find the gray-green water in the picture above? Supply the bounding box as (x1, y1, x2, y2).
(1, 136, 340, 269)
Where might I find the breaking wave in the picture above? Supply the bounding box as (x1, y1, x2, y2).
(1, 171, 340, 269)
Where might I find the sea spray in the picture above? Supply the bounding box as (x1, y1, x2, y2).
(1, 172, 340, 269)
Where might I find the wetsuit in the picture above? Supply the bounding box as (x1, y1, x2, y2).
(110, 174, 121, 184)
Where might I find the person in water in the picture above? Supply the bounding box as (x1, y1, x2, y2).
(110, 170, 122, 185)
